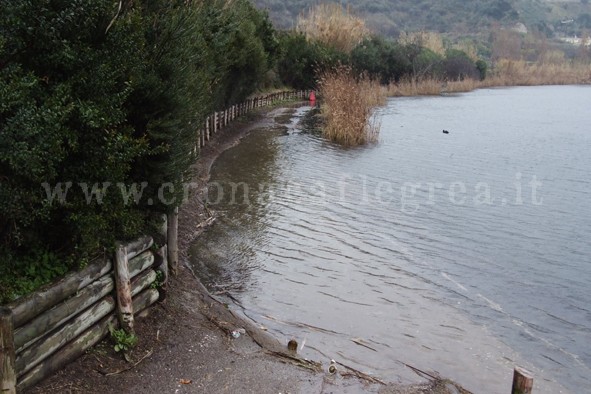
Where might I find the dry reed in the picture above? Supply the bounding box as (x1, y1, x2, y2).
(318, 66, 386, 147)
(297, 3, 370, 53)
(386, 61, 591, 97)
(485, 59, 591, 86)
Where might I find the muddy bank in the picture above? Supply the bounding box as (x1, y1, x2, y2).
(28, 105, 469, 394)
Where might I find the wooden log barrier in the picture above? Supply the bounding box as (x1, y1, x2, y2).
(17, 288, 160, 391)
(9, 259, 112, 329)
(1, 307, 16, 394)
(17, 314, 116, 391)
(130, 269, 157, 299)
(129, 250, 154, 279)
(512, 367, 534, 394)
(124, 236, 153, 261)
(15, 269, 157, 379)
(14, 275, 114, 353)
(15, 296, 116, 377)
(115, 244, 134, 336)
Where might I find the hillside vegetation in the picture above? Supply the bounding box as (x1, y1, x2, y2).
(254, 0, 591, 38)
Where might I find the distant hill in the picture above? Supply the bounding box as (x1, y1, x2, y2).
(253, 0, 591, 39)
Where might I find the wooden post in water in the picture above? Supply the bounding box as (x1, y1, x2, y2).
(512, 367, 533, 394)
(114, 244, 135, 335)
(167, 206, 179, 276)
(0, 308, 16, 394)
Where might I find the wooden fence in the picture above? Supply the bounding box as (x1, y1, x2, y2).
(0, 90, 312, 393)
(0, 236, 167, 392)
(193, 90, 310, 156)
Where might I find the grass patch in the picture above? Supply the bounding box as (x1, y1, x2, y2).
(318, 66, 386, 147)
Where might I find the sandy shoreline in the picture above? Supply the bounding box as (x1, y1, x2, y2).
(27, 105, 467, 394)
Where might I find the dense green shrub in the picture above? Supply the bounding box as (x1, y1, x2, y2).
(276, 32, 348, 89)
(0, 0, 280, 293)
(351, 37, 413, 83)
(1, 0, 151, 258)
(443, 49, 480, 80)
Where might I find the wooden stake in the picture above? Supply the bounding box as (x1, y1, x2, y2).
(167, 207, 179, 276)
(114, 244, 134, 335)
(512, 366, 534, 394)
(0, 308, 16, 394)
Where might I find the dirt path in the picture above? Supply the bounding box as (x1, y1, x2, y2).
(27, 105, 468, 394)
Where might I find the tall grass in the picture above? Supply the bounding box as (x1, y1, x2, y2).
(297, 3, 370, 53)
(485, 59, 591, 86)
(318, 66, 386, 146)
(387, 61, 591, 97)
(387, 77, 480, 96)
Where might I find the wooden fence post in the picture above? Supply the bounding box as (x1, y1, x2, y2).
(512, 367, 533, 394)
(167, 207, 179, 276)
(114, 244, 135, 335)
(0, 307, 16, 394)
(205, 117, 210, 141)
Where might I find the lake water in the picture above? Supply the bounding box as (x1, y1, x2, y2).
(189, 85, 591, 393)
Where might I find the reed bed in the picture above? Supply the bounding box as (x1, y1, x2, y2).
(386, 61, 591, 97)
(485, 60, 591, 86)
(318, 67, 386, 147)
(387, 77, 443, 97)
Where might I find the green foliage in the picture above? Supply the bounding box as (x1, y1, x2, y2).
(476, 59, 488, 80)
(151, 270, 165, 289)
(1, 0, 151, 258)
(0, 246, 70, 304)
(410, 46, 445, 79)
(0, 0, 281, 297)
(443, 49, 480, 80)
(350, 38, 462, 83)
(276, 32, 348, 89)
(351, 37, 412, 83)
(109, 324, 138, 353)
